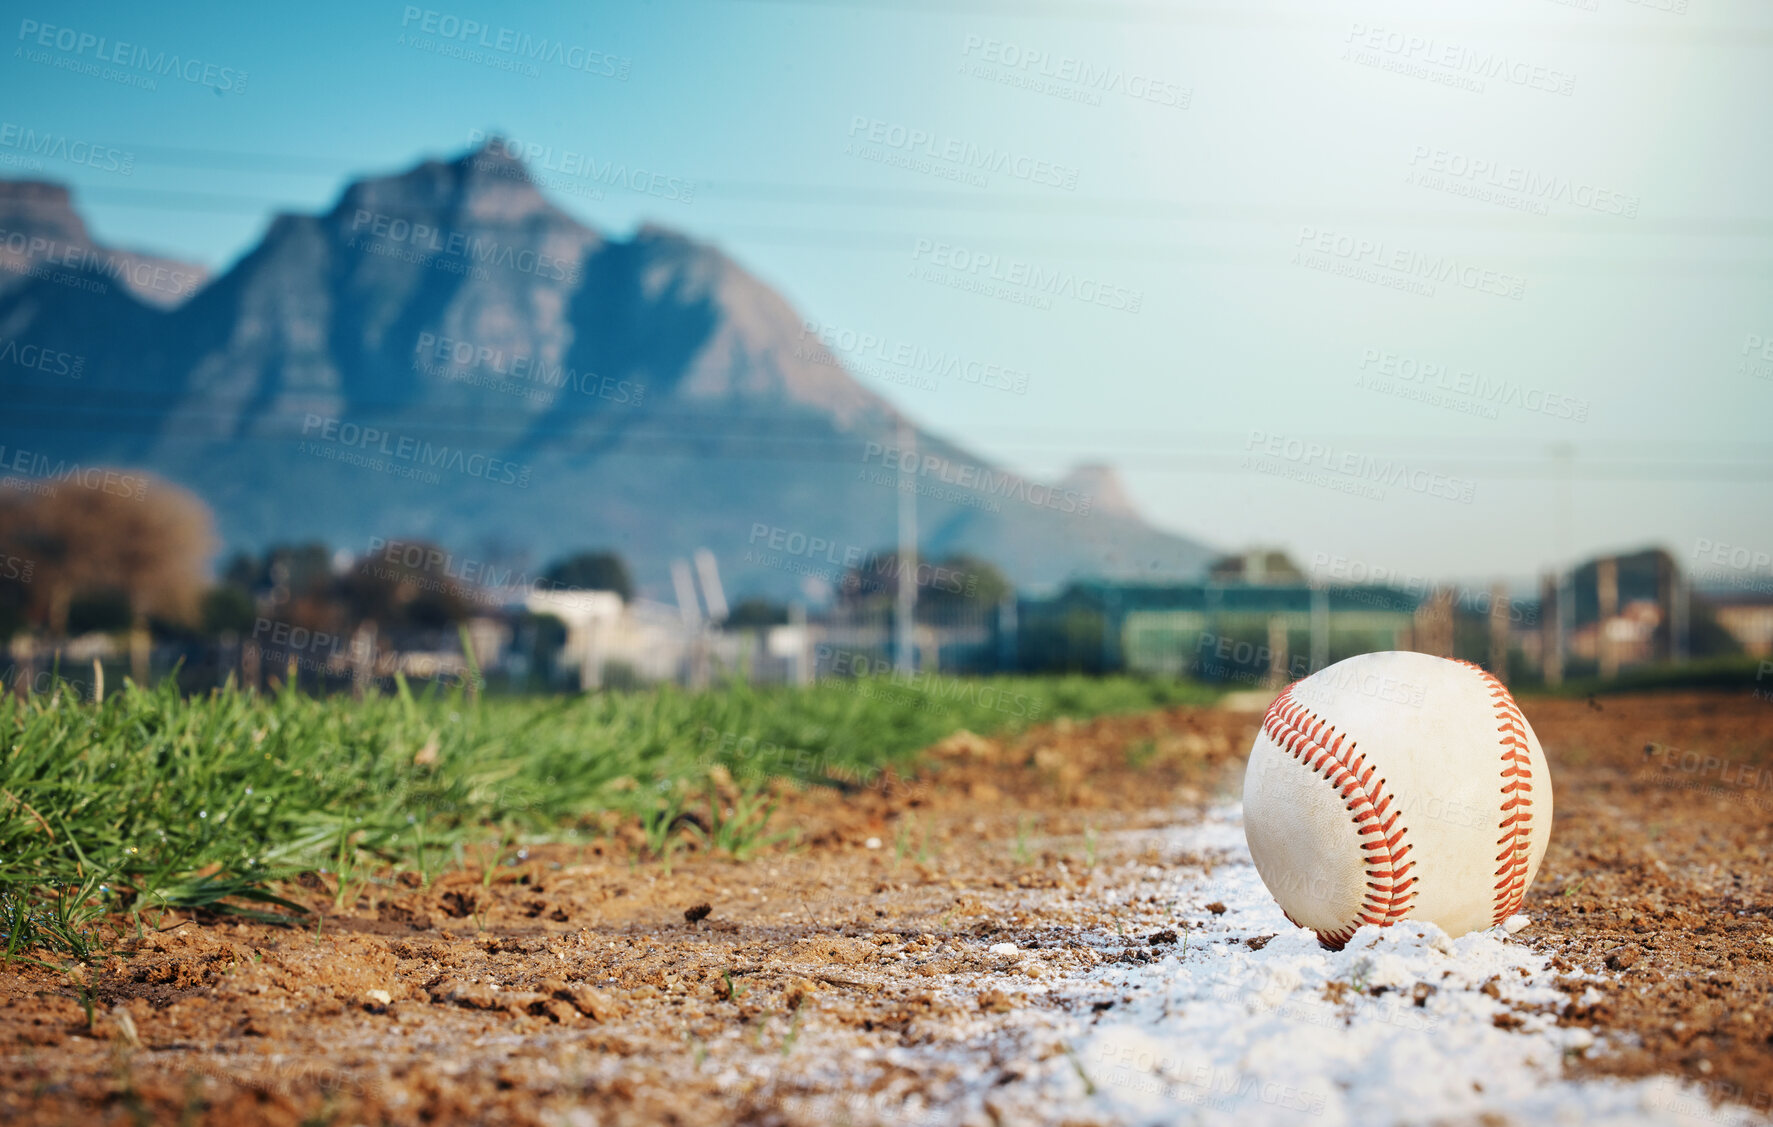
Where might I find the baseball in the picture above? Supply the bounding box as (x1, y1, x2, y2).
(1243, 651, 1553, 947)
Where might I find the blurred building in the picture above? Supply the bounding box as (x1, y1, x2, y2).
(1706, 591, 1773, 656)
(1566, 598, 1663, 667)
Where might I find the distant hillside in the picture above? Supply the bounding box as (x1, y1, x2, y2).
(0, 144, 1215, 599)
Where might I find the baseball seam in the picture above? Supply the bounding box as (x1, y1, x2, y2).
(1261, 684, 1416, 949)
(1456, 661, 1535, 924)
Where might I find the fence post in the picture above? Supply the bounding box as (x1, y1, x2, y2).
(1540, 572, 1563, 686)
(1265, 616, 1288, 689)
(1489, 582, 1510, 684)
(1310, 582, 1329, 673)
(996, 594, 1018, 673)
(1597, 556, 1619, 680)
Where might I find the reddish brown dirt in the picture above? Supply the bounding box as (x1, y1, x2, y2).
(1527, 693, 1773, 1117)
(1, 692, 1769, 1125)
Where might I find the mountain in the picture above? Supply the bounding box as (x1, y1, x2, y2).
(0, 180, 208, 309)
(0, 143, 1215, 600)
(0, 180, 209, 467)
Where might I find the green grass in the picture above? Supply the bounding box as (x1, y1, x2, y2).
(0, 672, 1217, 955)
(1519, 655, 1771, 699)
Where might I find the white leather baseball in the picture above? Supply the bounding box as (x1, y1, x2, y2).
(1242, 651, 1552, 947)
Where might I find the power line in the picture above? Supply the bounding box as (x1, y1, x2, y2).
(7, 210, 1772, 279)
(40, 179, 1773, 242)
(33, 142, 1767, 239)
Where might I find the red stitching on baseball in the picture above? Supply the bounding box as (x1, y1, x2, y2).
(1260, 684, 1416, 950)
(1456, 661, 1534, 924)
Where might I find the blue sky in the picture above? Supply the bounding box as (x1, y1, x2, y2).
(7, 0, 1772, 586)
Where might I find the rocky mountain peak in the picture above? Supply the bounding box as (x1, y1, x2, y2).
(330, 138, 571, 231)
(1058, 463, 1141, 520)
(0, 179, 206, 308)
(0, 179, 86, 244)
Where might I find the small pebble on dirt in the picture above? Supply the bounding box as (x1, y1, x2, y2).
(684, 903, 712, 923)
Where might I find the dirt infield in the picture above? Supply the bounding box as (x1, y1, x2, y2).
(1, 692, 1769, 1125)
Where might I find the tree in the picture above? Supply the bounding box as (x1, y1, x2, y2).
(213, 542, 344, 636)
(201, 586, 258, 636)
(919, 553, 1013, 615)
(67, 590, 132, 634)
(541, 551, 633, 601)
(242, 543, 335, 602)
(0, 472, 216, 636)
(838, 550, 1012, 619)
(0, 573, 25, 642)
(727, 597, 790, 629)
(338, 539, 474, 631)
(0, 492, 34, 640)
